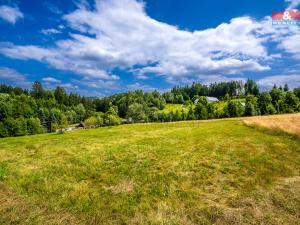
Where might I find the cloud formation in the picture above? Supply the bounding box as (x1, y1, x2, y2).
(0, 5, 23, 24)
(40, 28, 62, 35)
(0, 0, 272, 84)
(0, 67, 26, 82)
(62, 0, 271, 80)
(0, 67, 31, 88)
(257, 74, 300, 89)
(286, 0, 300, 9)
(279, 34, 300, 59)
(0, 0, 299, 92)
(42, 77, 61, 83)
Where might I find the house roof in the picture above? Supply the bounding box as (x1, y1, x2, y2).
(206, 97, 219, 102)
(194, 96, 219, 104)
(77, 122, 87, 128)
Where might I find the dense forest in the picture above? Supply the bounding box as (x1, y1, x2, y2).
(0, 80, 299, 138)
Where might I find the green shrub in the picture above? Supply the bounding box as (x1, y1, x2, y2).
(225, 101, 243, 118)
(85, 116, 98, 126)
(27, 118, 43, 135)
(0, 122, 8, 138)
(104, 114, 121, 126)
(267, 104, 277, 115)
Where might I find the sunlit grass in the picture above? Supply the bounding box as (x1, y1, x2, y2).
(242, 113, 300, 137)
(160, 104, 187, 113)
(0, 118, 299, 224)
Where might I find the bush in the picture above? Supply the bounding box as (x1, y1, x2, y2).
(258, 93, 272, 115)
(244, 95, 259, 116)
(27, 118, 43, 135)
(104, 114, 121, 126)
(195, 104, 208, 120)
(285, 92, 299, 113)
(126, 103, 147, 123)
(266, 104, 276, 115)
(96, 113, 104, 125)
(0, 122, 8, 138)
(225, 101, 243, 118)
(85, 116, 98, 126)
(4, 117, 27, 136)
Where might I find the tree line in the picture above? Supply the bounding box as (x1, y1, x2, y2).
(163, 80, 258, 103)
(0, 82, 95, 137)
(0, 80, 299, 137)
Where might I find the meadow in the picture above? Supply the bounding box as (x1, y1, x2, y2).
(159, 104, 189, 113)
(0, 115, 300, 224)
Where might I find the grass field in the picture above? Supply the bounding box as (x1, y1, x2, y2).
(0, 115, 300, 224)
(160, 99, 245, 115)
(159, 104, 187, 113)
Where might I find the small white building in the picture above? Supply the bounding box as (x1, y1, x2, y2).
(194, 97, 219, 104)
(206, 97, 219, 103)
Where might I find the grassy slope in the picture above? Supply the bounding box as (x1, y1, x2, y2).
(161, 99, 245, 115)
(159, 104, 187, 113)
(0, 120, 299, 224)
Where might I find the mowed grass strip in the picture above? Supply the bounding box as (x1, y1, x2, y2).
(0, 120, 299, 224)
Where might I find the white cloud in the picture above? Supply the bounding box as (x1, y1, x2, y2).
(0, 5, 23, 24)
(40, 28, 62, 35)
(72, 79, 119, 90)
(0, 67, 31, 88)
(0, 43, 56, 61)
(285, 0, 300, 9)
(61, 83, 79, 89)
(73, 0, 91, 10)
(255, 16, 300, 42)
(62, 0, 270, 78)
(0, 0, 272, 85)
(0, 67, 26, 82)
(42, 77, 61, 83)
(126, 82, 156, 92)
(279, 34, 300, 59)
(43, 1, 63, 15)
(40, 24, 65, 36)
(253, 16, 300, 61)
(0, 42, 117, 80)
(257, 75, 300, 89)
(43, 82, 79, 92)
(41, 77, 79, 91)
(197, 75, 246, 85)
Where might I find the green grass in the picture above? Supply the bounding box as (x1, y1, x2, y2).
(160, 104, 187, 113)
(231, 98, 245, 103)
(0, 120, 299, 224)
(0, 162, 8, 181)
(161, 99, 245, 115)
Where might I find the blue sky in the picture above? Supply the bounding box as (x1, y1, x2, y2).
(0, 0, 300, 96)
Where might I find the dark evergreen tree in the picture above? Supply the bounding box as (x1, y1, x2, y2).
(244, 79, 259, 96)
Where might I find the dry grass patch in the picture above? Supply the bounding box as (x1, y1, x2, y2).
(242, 113, 300, 137)
(0, 184, 80, 225)
(217, 176, 300, 225)
(106, 179, 135, 194)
